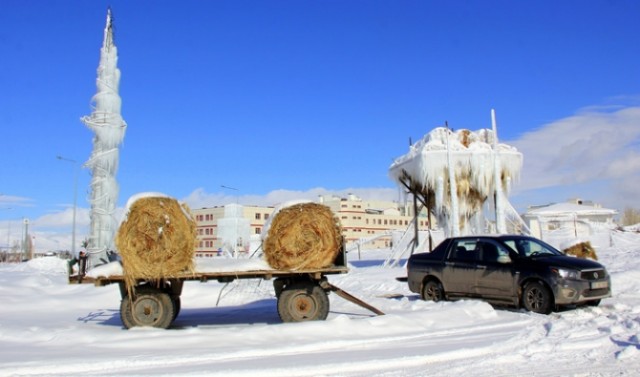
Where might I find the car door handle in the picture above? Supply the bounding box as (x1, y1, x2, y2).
(477, 265, 487, 269)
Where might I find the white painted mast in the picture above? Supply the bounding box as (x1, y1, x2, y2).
(81, 8, 127, 267)
(445, 126, 460, 236)
(491, 109, 506, 233)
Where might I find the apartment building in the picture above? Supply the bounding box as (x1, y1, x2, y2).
(319, 194, 432, 248)
(192, 194, 432, 257)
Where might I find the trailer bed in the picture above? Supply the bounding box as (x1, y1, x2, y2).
(86, 264, 349, 286)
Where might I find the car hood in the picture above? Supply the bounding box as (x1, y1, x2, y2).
(531, 254, 605, 270)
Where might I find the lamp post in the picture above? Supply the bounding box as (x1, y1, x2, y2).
(57, 156, 78, 256)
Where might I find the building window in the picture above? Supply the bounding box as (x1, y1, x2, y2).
(255, 228, 261, 234)
(255, 213, 261, 220)
(264, 213, 269, 220)
(548, 221, 561, 230)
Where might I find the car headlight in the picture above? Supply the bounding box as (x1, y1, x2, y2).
(551, 267, 579, 279)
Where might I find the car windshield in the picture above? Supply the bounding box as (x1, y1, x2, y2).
(502, 237, 563, 258)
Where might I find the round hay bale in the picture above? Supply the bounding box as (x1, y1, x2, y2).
(563, 241, 598, 260)
(263, 202, 342, 270)
(115, 196, 197, 290)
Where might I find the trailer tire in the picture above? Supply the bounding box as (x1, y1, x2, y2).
(277, 282, 329, 322)
(120, 287, 175, 329)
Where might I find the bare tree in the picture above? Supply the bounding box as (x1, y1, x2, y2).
(621, 207, 640, 226)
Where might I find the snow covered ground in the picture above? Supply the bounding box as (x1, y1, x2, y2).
(1, 232, 639, 376)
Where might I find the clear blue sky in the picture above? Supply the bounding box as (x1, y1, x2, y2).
(1, 1, 639, 244)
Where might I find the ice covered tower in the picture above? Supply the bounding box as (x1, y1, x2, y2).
(81, 8, 127, 267)
(389, 126, 522, 237)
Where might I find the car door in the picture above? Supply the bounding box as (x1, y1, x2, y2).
(474, 240, 517, 299)
(442, 239, 480, 296)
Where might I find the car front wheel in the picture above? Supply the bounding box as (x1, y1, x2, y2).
(522, 281, 553, 314)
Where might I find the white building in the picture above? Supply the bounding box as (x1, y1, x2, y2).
(522, 199, 618, 247)
(192, 194, 433, 257)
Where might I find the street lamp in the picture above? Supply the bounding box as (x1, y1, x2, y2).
(57, 155, 78, 256)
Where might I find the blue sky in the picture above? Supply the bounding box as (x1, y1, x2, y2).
(1, 1, 639, 250)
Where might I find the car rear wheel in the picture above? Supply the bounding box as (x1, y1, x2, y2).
(422, 280, 444, 302)
(522, 281, 553, 314)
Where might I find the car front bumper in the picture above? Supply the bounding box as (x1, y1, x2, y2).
(552, 277, 611, 305)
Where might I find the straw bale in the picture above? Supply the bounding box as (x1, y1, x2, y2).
(263, 203, 342, 270)
(563, 241, 598, 260)
(115, 196, 197, 291)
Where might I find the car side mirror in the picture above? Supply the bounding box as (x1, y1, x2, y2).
(497, 255, 512, 264)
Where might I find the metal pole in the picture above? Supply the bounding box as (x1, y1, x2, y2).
(445, 126, 460, 236)
(491, 109, 506, 234)
(413, 193, 419, 251)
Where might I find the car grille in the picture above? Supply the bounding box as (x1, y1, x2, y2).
(580, 269, 606, 280)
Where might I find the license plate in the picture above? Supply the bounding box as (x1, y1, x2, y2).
(591, 281, 608, 289)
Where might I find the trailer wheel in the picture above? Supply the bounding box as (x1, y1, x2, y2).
(277, 282, 329, 322)
(120, 287, 175, 329)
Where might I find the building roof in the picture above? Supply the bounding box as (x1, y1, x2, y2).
(525, 202, 617, 217)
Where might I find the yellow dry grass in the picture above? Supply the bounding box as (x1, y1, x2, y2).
(263, 202, 342, 270)
(115, 196, 197, 292)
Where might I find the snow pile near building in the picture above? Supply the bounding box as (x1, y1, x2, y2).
(24, 256, 69, 275)
(389, 127, 522, 234)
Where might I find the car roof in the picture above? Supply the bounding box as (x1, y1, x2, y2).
(447, 234, 533, 241)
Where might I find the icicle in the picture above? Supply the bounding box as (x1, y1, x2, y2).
(446, 131, 460, 236)
(436, 176, 444, 212)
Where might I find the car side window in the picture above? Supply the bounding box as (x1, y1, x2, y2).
(479, 242, 499, 262)
(479, 241, 512, 263)
(451, 240, 479, 262)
